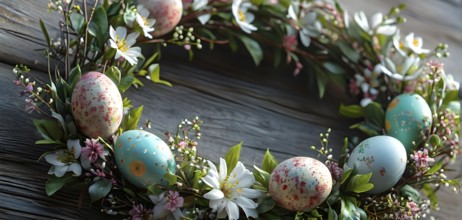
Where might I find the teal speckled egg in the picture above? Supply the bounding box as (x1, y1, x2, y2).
(114, 130, 176, 188)
(347, 136, 407, 194)
(385, 93, 432, 153)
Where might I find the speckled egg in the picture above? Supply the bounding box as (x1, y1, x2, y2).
(139, 0, 183, 37)
(268, 157, 333, 212)
(385, 93, 432, 153)
(347, 136, 407, 194)
(71, 71, 123, 138)
(114, 130, 176, 188)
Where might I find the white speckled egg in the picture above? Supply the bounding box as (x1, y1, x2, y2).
(71, 71, 123, 138)
(385, 93, 432, 153)
(269, 157, 332, 212)
(347, 136, 407, 194)
(114, 130, 176, 188)
(139, 0, 183, 37)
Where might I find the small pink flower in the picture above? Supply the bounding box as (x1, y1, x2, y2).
(165, 191, 184, 212)
(80, 139, 106, 169)
(326, 161, 344, 181)
(283, 35, 298, 52)
(293, 61, 303, 76)
(129, 203, 152, 220)
(177, 141, 187, 149)
(411, 149, 435, 168)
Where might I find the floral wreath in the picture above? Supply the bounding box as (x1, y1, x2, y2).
(12, 0, 460, 219)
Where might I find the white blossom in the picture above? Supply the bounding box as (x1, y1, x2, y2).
(109, 26, 142, 66)
(232, 0, 258, 34)
(44, 139, 82, 177)
(202, 158, 261, 220)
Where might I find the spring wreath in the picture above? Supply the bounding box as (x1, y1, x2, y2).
(12, 0, 460, 219)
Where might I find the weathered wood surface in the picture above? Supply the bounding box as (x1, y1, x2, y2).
(0, 0, 461, 219)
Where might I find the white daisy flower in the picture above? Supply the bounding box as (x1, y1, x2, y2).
(44, 139, 82, 177)
(202, 158, 261, 220)
(135, 4, 156, 39)
(232, 0, 258, 34)
(354, 11, 397, 36)
(393, 32, 430, 55)
(109, 26, 142, 66)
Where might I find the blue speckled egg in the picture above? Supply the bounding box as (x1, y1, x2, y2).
(114, 130, 176, 188)
(347, 136, 407, 194)
(385, 93, 432, 153)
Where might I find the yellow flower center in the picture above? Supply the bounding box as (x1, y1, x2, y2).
(238, 10, 246, 22)
(412, 38, 420, 47)
(116, 37, 128, 52)
(142, 16, 150, 27)
(221, 177, 240, 199)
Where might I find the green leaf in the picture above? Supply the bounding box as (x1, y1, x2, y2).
(422, 184, 438, 209)
(338, 42, 360, 63)
(345, 173, 373, 193)
(257, 197, 276, 214)
(124, 105, 144, 131)
(253, 165, 271, 189)
(88, 6, 108, 48)
(36, 139, 62, 145)
(349, 121, 380, 136)
(237, 35, 263, 66)
(45, 174, 75, 196)
(88, 179, 112, 202)
(364, 102, 385, 128)
(328, 205, 338, 220)
(340, 168, 353, 185)
(33, 119, 64, 141)
(119, 75, 136, 92)
(39, 19, 51, 47)
(323, 62, 346, 75)
(105, 66, 121, 85)
(262, 149, 278, 173)
(164, 170, 178, 186)
(70, 12, 85, 34)
(427, 159, 443, 175)
(148, 64, 172, 87)
(68, 65, 82, 90)
(339, 104, 364, 119)
(340, 197, 361, 220)
(315, 66, 330, 98)
(224, 142, 243, 175)
(400, 185, 421, 202)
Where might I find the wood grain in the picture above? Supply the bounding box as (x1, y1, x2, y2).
(0, 0, 461, 219)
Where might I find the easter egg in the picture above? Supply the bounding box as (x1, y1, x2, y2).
(385, 93, 432, 153)
(114, 130, 176, 188)
(71, 71, 123, 138)
(138, 0, 183, 37)
(347, 136, 407, 194)
(268, 157, 332, 212)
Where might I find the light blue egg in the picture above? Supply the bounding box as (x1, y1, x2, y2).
(385, 93, 432, 153)
(114, 130, 176, 188)
(347, 136, 407, 194)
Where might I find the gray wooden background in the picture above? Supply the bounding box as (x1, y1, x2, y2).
(0, 0, 460, 219)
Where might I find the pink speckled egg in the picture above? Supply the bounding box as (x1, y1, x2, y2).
(71, 72, 123, 138)
(139, 0, 183, 37)
(269, 157, 332, 212)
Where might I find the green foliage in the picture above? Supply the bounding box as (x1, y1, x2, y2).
(121, 105, 144, 131)
(45, 174, 76, 196)
(88, 6, 108, 49)
(33, 119, 64, 142)
(237, 34, 263, 66)
(262, 149, 278, 173)
(344, 173, 374, 193)
(399, 185, 421, 202)
(339, 104, 364, 119)
(88, 179, 112, 202)
(224, 142, 243, 175)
